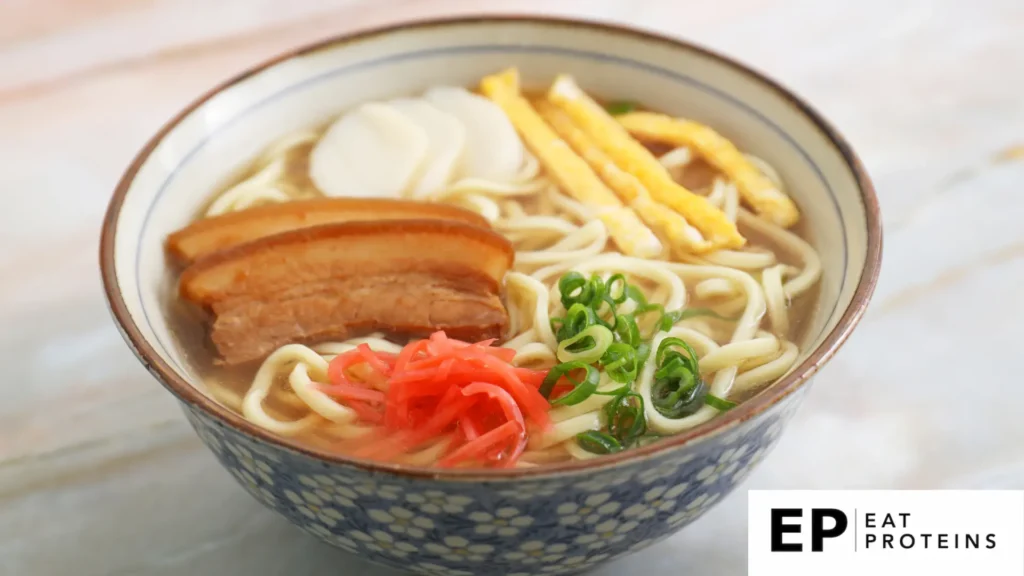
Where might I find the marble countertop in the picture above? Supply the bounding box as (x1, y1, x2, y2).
(2, 0, 1022, 574)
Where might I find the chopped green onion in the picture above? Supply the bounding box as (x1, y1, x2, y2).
(549, 273, 739, 426)
(636, 342, 652, 366)
(604, 391, 647, 445)
(635, 302, 663, 317)
(576, 430, 623, 454)
(656, 337, 698, 367)
(611, 314, 641, 348)
(549, 316, 564, 333)
(624, 284, 649, 308)
(557, 325, 614, 364)
(540, 362, 601, 405)
(605, 274, 628, 305)
(705, 394, 737, 411)
(605, 101, 639, 116)
(632, 300, 668, 337)
(555, 303, 600, 342)
(600, 342, 640, 383)
(594, 386, 631, 397)
(556, 272, 628, 320)
(650, 337, 707, 418)
(651, 376, 707, 419)
(558, 272, 593, 310)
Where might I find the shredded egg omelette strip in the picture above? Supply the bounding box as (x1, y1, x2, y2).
(480, 68, 662, 259)
(534, 99, 710, 253)
(547, 75, 745, 251)
(617, 111, 800, 228)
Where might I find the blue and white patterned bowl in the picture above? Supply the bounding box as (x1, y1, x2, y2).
(100, 16, 882, 576)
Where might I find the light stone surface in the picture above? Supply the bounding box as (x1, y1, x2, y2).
(1, 0, 1022, 574)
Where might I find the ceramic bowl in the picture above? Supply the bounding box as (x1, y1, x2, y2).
(100, 16, 881, 576)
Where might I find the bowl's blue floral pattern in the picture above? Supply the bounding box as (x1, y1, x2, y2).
(183, 386, 805, 575)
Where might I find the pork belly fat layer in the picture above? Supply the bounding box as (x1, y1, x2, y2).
(166, 197, 491, 265)
(179, 220, 514, 305)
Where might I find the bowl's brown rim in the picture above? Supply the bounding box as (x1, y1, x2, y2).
(100, 14, 882, 481)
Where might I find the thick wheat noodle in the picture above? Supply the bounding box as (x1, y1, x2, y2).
(500, 199, 528, 218)
(704, 178, 740, 224)
(312, 336, 403, 359)
(659, 146, 693, 170)
(688, 318, 738, 345)
(431, 151, 543, 198)
(504, 272, 558, 352)
(435, 176, 549, 203)
(397, 435, 456, 466)
(517, 443, 572, 464)
(632, 259, 768, 434)
(543, 183, 592, 223)
(531, 253, 688, 313)
(699, 249, 778, 270)
(723, 181, 740, 223)
(204, 129, 320, 217)
(205, 160, 291, 217)
(735, 340, 800, 392)
(737, 208, 822, 299)
(695, 277, 738, 299)
(716, 208, 822, 321)
(240, 336, 402, 437)
(499, 217, 578, 248)
(258, 130, 319, 163)
(206, 378, 308, 417)
(662, 261, 767, 342)
(495, 215, 578, 236)
(289, 361, 358, 424)
(514, 220, 608, 266)
(698, 336, 780, 374)
(762, 264, 790, 336)
(449, 193, 501, 222)
(274, 389, 312, 410)
(241, 345, 323, 435)
(745, 153, 786, 190)
(534, 186, 557, 216)
(507, 340, 557, 366)
(706, 180, 727, 208)
(737, 329, 783, 370)
(530, 411, 602, 450)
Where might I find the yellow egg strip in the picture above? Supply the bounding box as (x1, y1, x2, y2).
(547, 75, 745, 251)
(630, 194, 709, 254)
(534, 99, 711, 253)
(598, 206, 666, 259)
(479, 68, 662, 258)
(617, 111, 800, 228)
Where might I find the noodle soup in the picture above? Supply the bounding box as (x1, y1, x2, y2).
(165, 69, 822, 470)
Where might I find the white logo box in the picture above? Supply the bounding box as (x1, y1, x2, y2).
(749, 490, 1024, 575)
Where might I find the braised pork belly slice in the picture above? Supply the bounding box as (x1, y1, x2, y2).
(210, 272, 507, 365)
(166, 197, 492, 265)
(177, 219, 514, 365)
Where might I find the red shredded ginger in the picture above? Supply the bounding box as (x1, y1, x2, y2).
(317, 331, 551, 468)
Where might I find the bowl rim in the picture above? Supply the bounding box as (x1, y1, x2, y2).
(100, 14, 882, 481)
